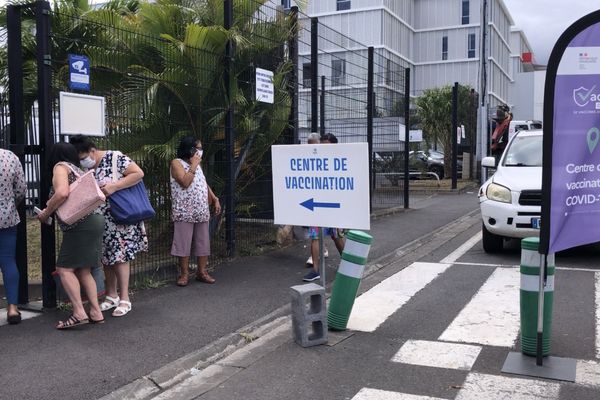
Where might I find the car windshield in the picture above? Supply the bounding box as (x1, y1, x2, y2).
(502, 135, 542, 167)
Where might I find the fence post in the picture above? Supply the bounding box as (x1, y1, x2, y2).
(224, 0, 236, 257)
(452, 82, 459, 190)
(403, 68, 410, 209)
(7, 4, 29, 305)
(289, 6, 299, 144)
(36, 0, 56, 308)
(320, 75, 326, 136)
(367, 47, 374, 212)
(310, 17, 319, 133)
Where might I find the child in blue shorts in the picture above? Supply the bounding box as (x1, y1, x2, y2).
(303, 226, 345, 282)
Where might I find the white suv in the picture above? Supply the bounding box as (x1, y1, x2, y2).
(479, 130, 542, 252)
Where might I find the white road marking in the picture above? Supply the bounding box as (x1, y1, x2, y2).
(347, 262, 452, 332)
(577, 360, 600, 388)
(453, 262, 600, 274)
(351, 388, 444, 400)
(0, 309, 41, 327)
(596, 273, 600, 359)
(439, 267, 521, 347)
(453, 261, 517, 268)
(456, 373, 560, 400)
(440, 232, 482, 264)
(391, 340, 481, 371)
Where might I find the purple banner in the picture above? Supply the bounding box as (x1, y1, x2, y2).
(549, 21, 600, 253)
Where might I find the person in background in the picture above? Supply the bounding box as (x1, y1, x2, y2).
(0, 148, 26, 325)
(303, 133, 346, 282)
(170, 136, 221, 286)
(69, 135, 148, 318)
(37, 143, 105, 329)
(304, 132, 328, 267)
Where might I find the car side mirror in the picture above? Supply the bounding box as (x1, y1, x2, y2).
(482, 157, 496, 168)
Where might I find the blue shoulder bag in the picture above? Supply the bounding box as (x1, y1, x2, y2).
(109, 151, 156, 225)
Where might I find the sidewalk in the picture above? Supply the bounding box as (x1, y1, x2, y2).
(0, 192, 479, 400)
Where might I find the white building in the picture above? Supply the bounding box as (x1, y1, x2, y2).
(277, 0, 537, 128)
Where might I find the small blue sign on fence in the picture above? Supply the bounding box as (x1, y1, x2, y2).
(68, 54, 90, 92)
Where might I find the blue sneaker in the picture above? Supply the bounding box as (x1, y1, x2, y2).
(303, 271, 320, 282)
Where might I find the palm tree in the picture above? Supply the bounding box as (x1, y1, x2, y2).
(2, 0, 300, 213)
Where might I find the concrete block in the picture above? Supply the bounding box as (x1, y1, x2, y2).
(290, 283, 327, 347)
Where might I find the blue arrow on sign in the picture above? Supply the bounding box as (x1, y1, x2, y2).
(300, 198, 341, 211)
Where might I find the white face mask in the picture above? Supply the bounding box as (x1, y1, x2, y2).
(197, 150, 204, 158)
(80, 156, 96, 169)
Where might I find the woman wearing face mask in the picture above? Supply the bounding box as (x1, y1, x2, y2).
(170, 136, 220, 287)
(69, 135, 148, 317)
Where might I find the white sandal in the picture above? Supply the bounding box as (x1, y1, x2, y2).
(100, 296, 120, 312)
(112, 300, 132, 317)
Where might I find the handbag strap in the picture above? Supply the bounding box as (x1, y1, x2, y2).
(57, 162, 81, 178)
(111, 151, 123, 182)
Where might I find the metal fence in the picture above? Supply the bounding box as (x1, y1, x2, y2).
(294, 9, 411, 210)
(2, 0, 416, 307)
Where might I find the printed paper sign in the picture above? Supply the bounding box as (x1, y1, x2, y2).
(256, 68, 274, 104)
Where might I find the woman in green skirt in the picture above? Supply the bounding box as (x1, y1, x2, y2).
(37, 143, 105, 329)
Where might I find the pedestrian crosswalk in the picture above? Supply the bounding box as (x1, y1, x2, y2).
(346, 238, 600, 400)
(346, 262, 452, 332)
(438, 267, 521, 347)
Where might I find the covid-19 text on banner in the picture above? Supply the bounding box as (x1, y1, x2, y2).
(271, 143, 370, 230)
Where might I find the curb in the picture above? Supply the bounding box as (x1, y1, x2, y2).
(99, 208, 482, 400)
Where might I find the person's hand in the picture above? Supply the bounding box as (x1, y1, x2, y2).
(213, 198, 221, 215)
(190, 152, 201, 169)
(37, 208, 51, 224)
(101, 182, 118, 196)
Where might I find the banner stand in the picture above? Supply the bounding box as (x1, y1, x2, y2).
(501, 253, 576, 382)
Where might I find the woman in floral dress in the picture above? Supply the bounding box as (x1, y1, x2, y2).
(69, 135, 148, 317)
(170, 136, 220, 286)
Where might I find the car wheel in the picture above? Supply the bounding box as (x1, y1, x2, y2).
(482, 223, 503, 253)
(430, 166, 444, 179)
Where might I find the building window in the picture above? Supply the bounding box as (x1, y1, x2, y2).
(337, 0, 351, 11)
(462, 0, 469, 24)
(302, 63, 311, 88)
(281, 0, 291, 10)
(468, 33, 476, 58)
(442, 36, 448, 60)
(331, 59, 346, 86)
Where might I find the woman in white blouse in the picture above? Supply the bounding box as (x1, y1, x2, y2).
(0, 148, 26, 324)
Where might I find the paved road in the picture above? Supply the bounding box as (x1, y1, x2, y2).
(159, 214, 600, 400)
(0, 193, 479, 400)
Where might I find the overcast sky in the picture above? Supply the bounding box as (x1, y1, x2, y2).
(503, 0, 599, 65)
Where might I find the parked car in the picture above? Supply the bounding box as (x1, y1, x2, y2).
(508, 119, 542, 142)
(478, 129, 543, 253)
(374, 150, 463, 184)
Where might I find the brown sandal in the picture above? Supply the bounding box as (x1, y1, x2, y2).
(56, 314, 89, 330)
(196, 272, 215, 284)
(177, 274, 189, 287)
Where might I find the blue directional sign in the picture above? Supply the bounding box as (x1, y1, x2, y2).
(271, 143, 370, 230)
(300, 198, 341, 211)
(68, 54, 90, 92)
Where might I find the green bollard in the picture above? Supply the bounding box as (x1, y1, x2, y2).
(520, 237, 554, 356)
(328, 230, 373, 331)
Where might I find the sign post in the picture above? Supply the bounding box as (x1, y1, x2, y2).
(503, 9, 600, 383)
(272, 143, 370, 286)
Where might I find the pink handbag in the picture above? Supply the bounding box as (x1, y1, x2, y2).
(56, 163, 106, 225)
